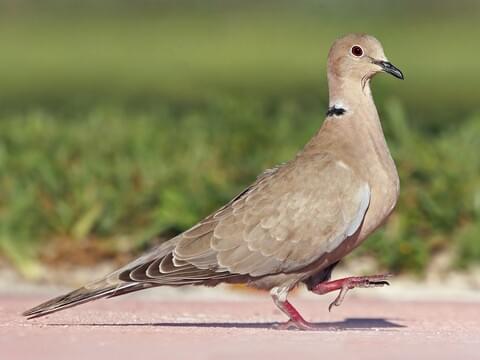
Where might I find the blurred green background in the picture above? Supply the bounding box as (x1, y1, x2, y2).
(1, 0, 479, 279)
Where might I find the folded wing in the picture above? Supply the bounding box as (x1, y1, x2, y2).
(123, 152, 370, 281)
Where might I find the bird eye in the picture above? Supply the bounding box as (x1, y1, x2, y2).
(351, 45, 363, 57)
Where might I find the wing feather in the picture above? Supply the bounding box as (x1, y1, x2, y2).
(116, 153, 370, 284)
(171, 153, 370, 277)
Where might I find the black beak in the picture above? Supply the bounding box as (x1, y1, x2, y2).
(374, 60, 404, 80)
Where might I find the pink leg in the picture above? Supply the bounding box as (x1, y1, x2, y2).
(270, 286, 316, 330)
(312, 274, 392, 311)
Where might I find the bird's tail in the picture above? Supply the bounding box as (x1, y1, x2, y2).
(23, 243, 177, 319)
(22, 279, 145, 319)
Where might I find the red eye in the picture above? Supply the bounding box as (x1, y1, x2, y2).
(351, 45, 363, 57)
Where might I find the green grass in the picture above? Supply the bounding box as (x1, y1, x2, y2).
(0, 2, 479, 276)
(1, 98, 479, 276)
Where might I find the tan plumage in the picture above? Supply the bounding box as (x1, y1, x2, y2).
(24, 33, 404, 329)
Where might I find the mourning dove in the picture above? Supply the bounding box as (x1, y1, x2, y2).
(23, 33, 404, 330)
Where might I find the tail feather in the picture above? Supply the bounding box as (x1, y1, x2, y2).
(22, 242, 179, 319)
(22, 282, 137, 319)
(106, 283, 152, 298)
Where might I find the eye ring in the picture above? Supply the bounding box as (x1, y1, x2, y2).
(351, 45, 364, 57)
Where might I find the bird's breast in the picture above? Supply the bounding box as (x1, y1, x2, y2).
(357, 157, 400, 243)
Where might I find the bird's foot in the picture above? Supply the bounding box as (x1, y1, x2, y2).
(312, 274, 392, 311)
(270, 288, 325, 331)
(273, 318, 318, 331)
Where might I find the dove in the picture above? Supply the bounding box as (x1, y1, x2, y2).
(23, 33, 404, 330)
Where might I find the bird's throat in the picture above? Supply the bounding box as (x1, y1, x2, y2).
(327, 74, 372, 114)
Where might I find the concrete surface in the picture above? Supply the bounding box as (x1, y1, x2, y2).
(1, 288, 479, 360)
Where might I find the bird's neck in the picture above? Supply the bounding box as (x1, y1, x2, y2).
(320, 74, 397, 177)
(302, 74, 389, 161)
(327, 74, 372, 112)
(326, 74, 383, 136)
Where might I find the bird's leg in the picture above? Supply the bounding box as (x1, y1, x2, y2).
(270, 286, 315, 330)
(311, 274, 392, 311)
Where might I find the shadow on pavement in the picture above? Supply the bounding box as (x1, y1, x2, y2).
(47, 317, 405, 330)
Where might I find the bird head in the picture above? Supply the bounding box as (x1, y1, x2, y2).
(327, 33, 404, 86)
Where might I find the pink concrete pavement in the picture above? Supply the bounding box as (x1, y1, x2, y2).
(1, 292, 479, 360)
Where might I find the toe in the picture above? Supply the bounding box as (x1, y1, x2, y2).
(273, 320, 317, 331)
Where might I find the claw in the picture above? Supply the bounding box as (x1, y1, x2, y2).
(357, 279, 390, 288)
(315, 274, 393, 312)
(328, 284, 349, 311)
(328, 300, 336, 312)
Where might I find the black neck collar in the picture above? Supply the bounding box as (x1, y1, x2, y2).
(326, 106, 346, 117)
